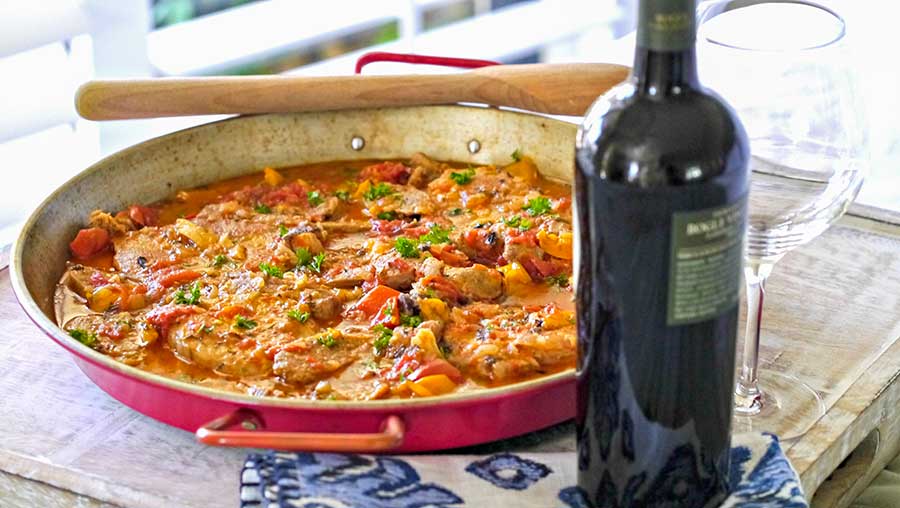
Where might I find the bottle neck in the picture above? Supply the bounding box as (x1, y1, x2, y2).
(632, 45, 700, 95)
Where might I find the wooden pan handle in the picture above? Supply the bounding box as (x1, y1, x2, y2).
(196, 409, 405, 452)
(75, 63, 630, 120)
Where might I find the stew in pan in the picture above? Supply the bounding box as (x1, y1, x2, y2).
(56, 152, 575, 400)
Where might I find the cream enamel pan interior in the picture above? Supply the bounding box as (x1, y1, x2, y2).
(11, 106, 577, 412)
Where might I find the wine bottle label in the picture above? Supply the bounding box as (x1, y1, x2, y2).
(637, 0, 696, 51)
(666, 196, 746, 326)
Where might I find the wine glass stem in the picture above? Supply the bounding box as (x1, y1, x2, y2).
(735, 259, 775, 416)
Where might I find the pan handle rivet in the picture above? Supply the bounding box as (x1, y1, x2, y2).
(350, 135, 366, 151)
(467, 139, 481, 154)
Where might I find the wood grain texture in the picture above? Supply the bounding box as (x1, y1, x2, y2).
(0, 211, 898, 507)
(0, 470, 120, 508)
(75, 63, 630, 120)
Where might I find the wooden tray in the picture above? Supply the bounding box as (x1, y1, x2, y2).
(0, 204, 898, 507)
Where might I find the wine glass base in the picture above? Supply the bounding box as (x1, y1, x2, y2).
(733, 370, 826, 440)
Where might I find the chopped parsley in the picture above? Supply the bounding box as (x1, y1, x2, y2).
(522, 196, 552, 217)
(400, 314, 423, 328)
(334, 190, 350, 201)
(317, 333, 337, 348)
(212, 254, 229, 267)
(363, 182, 394, 201)
(546, 273, 569, 287)
(234, 316, 257, 330)
(254, 203, 272, 214)
(287, 310, 310, 323)
(259, 262, 284, 278)
(449, 168, 475, 185)
(439, 342, 452, 358)
(449, 207, 466, 216)
(201, 325, 215, 334)
(419, 224, 451, 245)
(307, 190, 324, 207)
(394, 237, 420, 258)
(310, 252, 326, 273)
(377, 211, 398, 220)
(294, 248, 325, 273)
(278, 224, 289, 237)
(511, 148, 523, 161)
(373, 324, 392, 355)
(295, 247, 312, 267)
(504, 215, 533, 231)
(174, 281, 202, 305)
(383, 300, 394, 317)
(68, 329, 97, 347)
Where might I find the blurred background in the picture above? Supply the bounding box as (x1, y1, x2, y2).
(0, 0, 896, 244)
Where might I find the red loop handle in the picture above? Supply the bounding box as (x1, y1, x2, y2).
(196, 409, 405, 452)
(355, 51, 501, 74)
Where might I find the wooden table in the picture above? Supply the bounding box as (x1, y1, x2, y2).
(1, 206, 898, 508)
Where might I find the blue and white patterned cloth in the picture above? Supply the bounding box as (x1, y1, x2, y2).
(240, 432, 806, 508)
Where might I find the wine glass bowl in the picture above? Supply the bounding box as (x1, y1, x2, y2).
(696, 0, 869, 437)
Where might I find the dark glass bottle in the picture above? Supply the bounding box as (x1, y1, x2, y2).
(573, 1, 749, 507)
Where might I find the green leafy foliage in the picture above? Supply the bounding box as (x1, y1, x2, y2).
(174, 281, 202, 305)
(234, 316, 257, 330)
(394, 237, 419, 258)
(522, 196, 552, 217)
(363, 182, 394, 201)
(259, 262, 284, 278)
(449, 168, 475, 185)
(68, 329, 97, 347)
(287, 310, 310, 323)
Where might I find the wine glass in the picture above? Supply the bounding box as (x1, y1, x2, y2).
(696, 0, 869, 438)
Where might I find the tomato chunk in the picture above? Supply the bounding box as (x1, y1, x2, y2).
(428, 244, 470, 267)
(463, 229, 502, 264)
(127, 205, 159, 227)
(153, 267, 202, 289)
(69, 228, 110, 258)
(372, 296, 400, 328)
(146, 305, 198, 337)
(354, 285, 401, 317)
(409, 359, 463, 384)
(520, 255, 559, 280)
(360, 162, 411, 184)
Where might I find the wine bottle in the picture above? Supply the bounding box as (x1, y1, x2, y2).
(573, 0, 749, 506)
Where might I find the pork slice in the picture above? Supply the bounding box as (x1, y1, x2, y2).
(65, 313, 156, 366)
(168, 317, 273, 377)
(374, 254, 417, 290)
(377, 187, 435, 217)
(444, 264, 503, 301)
(113, 227, 190, 274)
(273, 331, 368, 385)
(408, 153, 450, 188)
(299, 288, 342, 321)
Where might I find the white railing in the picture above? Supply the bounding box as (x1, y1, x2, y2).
(0, 0, 621, 230)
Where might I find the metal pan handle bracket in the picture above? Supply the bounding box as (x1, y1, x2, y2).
(196, 409, 405, 452)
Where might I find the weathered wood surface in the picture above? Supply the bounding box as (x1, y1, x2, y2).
(0, 208, 898, 507)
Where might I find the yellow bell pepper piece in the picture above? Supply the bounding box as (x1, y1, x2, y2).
(504, 156, 539, 185)
(411, 328, 440, 358)
(354, 180, 372, 200)
(175, 218, 219, 249)
(409, 374, 457, 397)
(543, 309, 576, 330)
(89, 285, 119, 312)
(419, 298, 449, 322)
(498, 262, 532, 295)
(537, 230, 573, 260)
(263, 167, 284, 186)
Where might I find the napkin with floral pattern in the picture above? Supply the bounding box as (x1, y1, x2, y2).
(240, 431, 806, 508)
